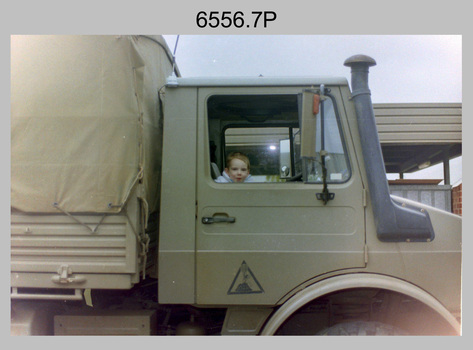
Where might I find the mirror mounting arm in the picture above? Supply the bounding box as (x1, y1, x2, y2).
(316, 150, 335, 205)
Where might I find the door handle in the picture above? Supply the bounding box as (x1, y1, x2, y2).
(202, 216, 236, 224)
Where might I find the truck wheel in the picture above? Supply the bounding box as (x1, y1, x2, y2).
(317, 321, 408, 336)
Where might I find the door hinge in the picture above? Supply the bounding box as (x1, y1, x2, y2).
(362, 188, 368, 207)
(364, 244, 369, 265)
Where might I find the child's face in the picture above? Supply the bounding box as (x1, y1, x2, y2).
(225, 158, 249, 182)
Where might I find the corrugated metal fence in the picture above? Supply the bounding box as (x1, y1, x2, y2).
(389, 184, 452, 212)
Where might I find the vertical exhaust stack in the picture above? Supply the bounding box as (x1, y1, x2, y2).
(344, 55, 434, 242)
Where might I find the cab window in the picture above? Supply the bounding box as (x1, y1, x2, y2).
(207, 93, 349, 183)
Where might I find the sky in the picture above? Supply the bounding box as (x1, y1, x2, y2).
(163, 35, 463, 185)
(163, 35, 462, 104)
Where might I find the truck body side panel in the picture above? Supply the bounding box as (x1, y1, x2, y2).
(11, 193, 142, 291)
(158, 87, 198, 304)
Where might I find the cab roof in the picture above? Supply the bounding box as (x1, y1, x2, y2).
(166, 75, 348, 88)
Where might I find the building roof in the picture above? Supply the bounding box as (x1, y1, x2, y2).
(374, 103, 462, 174)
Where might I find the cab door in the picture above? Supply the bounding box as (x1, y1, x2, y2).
(195, 87, 366, 305)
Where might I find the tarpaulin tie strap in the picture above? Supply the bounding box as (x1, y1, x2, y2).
(53, 202, 107, 234)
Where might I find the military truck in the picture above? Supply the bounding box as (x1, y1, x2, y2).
(10, 35, 461, 335)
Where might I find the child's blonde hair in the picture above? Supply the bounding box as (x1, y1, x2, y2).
(226, 152, 250, 170)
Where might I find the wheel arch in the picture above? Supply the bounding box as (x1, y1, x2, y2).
(260, 273, 460, 335)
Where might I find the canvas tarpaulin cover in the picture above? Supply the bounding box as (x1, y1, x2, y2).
(11, 35, 175, 214)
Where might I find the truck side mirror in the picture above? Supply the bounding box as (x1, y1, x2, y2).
(300, 91, 319, 158)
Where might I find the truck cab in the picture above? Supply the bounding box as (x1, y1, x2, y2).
(159, 77, 366, 305)
(158, 61, 461, 335)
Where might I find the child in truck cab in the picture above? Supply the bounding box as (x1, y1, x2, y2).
(215, 152, 253, 183)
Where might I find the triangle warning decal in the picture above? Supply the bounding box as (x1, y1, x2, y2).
(227, 260, 264, 295)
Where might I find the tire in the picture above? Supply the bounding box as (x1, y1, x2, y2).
(317, 321, 408, 336)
